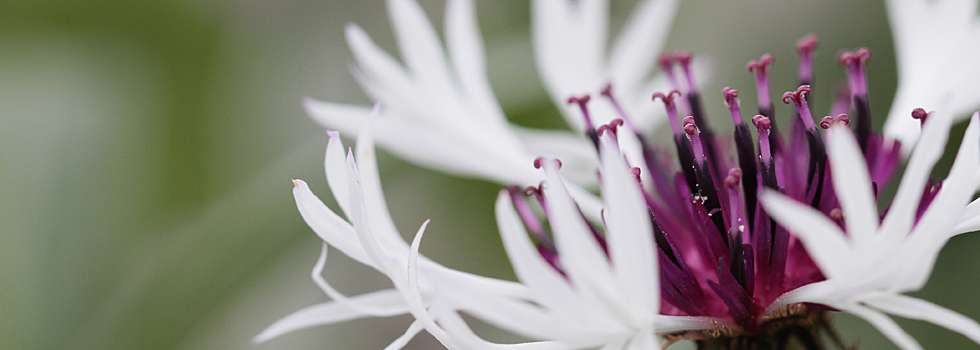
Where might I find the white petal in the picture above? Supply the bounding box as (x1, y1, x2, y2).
(953, 198, 980, 235)
(607, 0, 678, 92)
(880, 108, 953, 239)
(406, 221, 456, 348)
(344, 24, 415, 96)
(355, 125, 406, 250)
(626, 332, 658, 350)
(494, 192, 584, 314)
(291, 179, 373, 267)
(826, 125, 879, 245)
(906, 113, 980, 289)
(311, 244, 400, 316)
(387, 0, 455, 98)
(760, 190, 851, 279)
(577, 0, 608, 73)
(865, 294, 980, 345)
(540, 161, 626, 328)
(600, 134, 658, 321)
(303, 98, 372, 136)
(253, 289, 409, 343)
(653, 315, 723, 334)
(325, 131, 353, 217)
(436, 309, 574, 350)
(844, 303, 923, 350)
(383, 320, 424, 350)
(514, 127, 598, 185)
(446, 0, 507, 125)
(599, 338, 627, 350)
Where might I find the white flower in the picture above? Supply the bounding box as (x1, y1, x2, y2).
(256, 124, 721, 349)
(430, 131, 720, 349)
(304, 0, 680, 186)
(761, 111, 980, 350)
(254, 127, 536, 348)
(884, 0, 980, 150)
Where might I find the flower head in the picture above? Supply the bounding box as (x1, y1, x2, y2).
(261, 1, 980, 349)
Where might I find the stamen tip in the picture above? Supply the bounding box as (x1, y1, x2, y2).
(911, 108, 929, 120)
(796, 34, 818, 54)
(722, 87, 739, 105)
(682, 116, 698, 135)
(674, 51, 693, 65)
(533, 157, 562, 170)
(724, 168, 742, 188)
(747, 53, 773, 72)
(752, 115, 772, 130)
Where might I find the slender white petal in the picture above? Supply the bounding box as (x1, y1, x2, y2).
(304, 98, 372, 136)
(253, 289, 409, 343)
(905, 113, 980, 289)
(406, 219, 457, 348)
(953, 198, 980, 235)
(600, 134, 658, 321)
(844, 304, 923, 350)
(760, 190, 851, 279)
(865, 294, 980, 345)
(494, 192, 586, 319)
(540, 162, 622, 313)
(826, 125, 879, 245)
(446, 0, 507, 126)
(291, 179, 373, 267)
(626, 332, 658, 350)
(879, 108, 953, 239)
(311, 244, 398, 316)
(884, 0, 980, 149)
(383, 320, 424, 350)
(388, 0, 456, 99)
(325, 131, 353, 217)
(608, 0, 678, 92)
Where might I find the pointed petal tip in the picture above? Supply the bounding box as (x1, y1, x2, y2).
(291, 179, 306, 189)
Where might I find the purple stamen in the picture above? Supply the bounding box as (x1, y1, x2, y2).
(840, 48, 872, 151)
(839, 49, 870, 97)
(723, 87, 744, 125)
(724, 168, 744, 236)
(567, 95, 600, 147)
(653, 90, 684, 135)
(729, 86, 759, 231)
(747, 54, 774, 117)
(782, 85, 817, 131)
(676, 51, 698, 95)
(796, 34, 818, 85)
(599, 83, 638, 131)
(597, 119, 624, 138)
(659, 54, 681, 91)
(753, 115, 773, 166)
(508, 187, 546, 239)
(684, 116, 706, 165)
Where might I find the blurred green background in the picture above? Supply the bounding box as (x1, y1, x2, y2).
(1, 0, 977, 349)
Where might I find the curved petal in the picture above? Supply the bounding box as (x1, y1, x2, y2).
(600, 134, 658, 321)
(844, 304, 923, 350)
(865, 294, 980, 345)
(760, 190, 851, 279)
(826, 125, 879, 245)
(253, 289, 409, 343)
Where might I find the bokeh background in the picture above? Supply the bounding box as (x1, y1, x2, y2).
(2, 0, 978, 349)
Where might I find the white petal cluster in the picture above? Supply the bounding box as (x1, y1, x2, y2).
(305, 0, 679, 186)
(762, 112, 980, 350)
(257, 125, 721, 349)
(885, 0, 980, 150)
